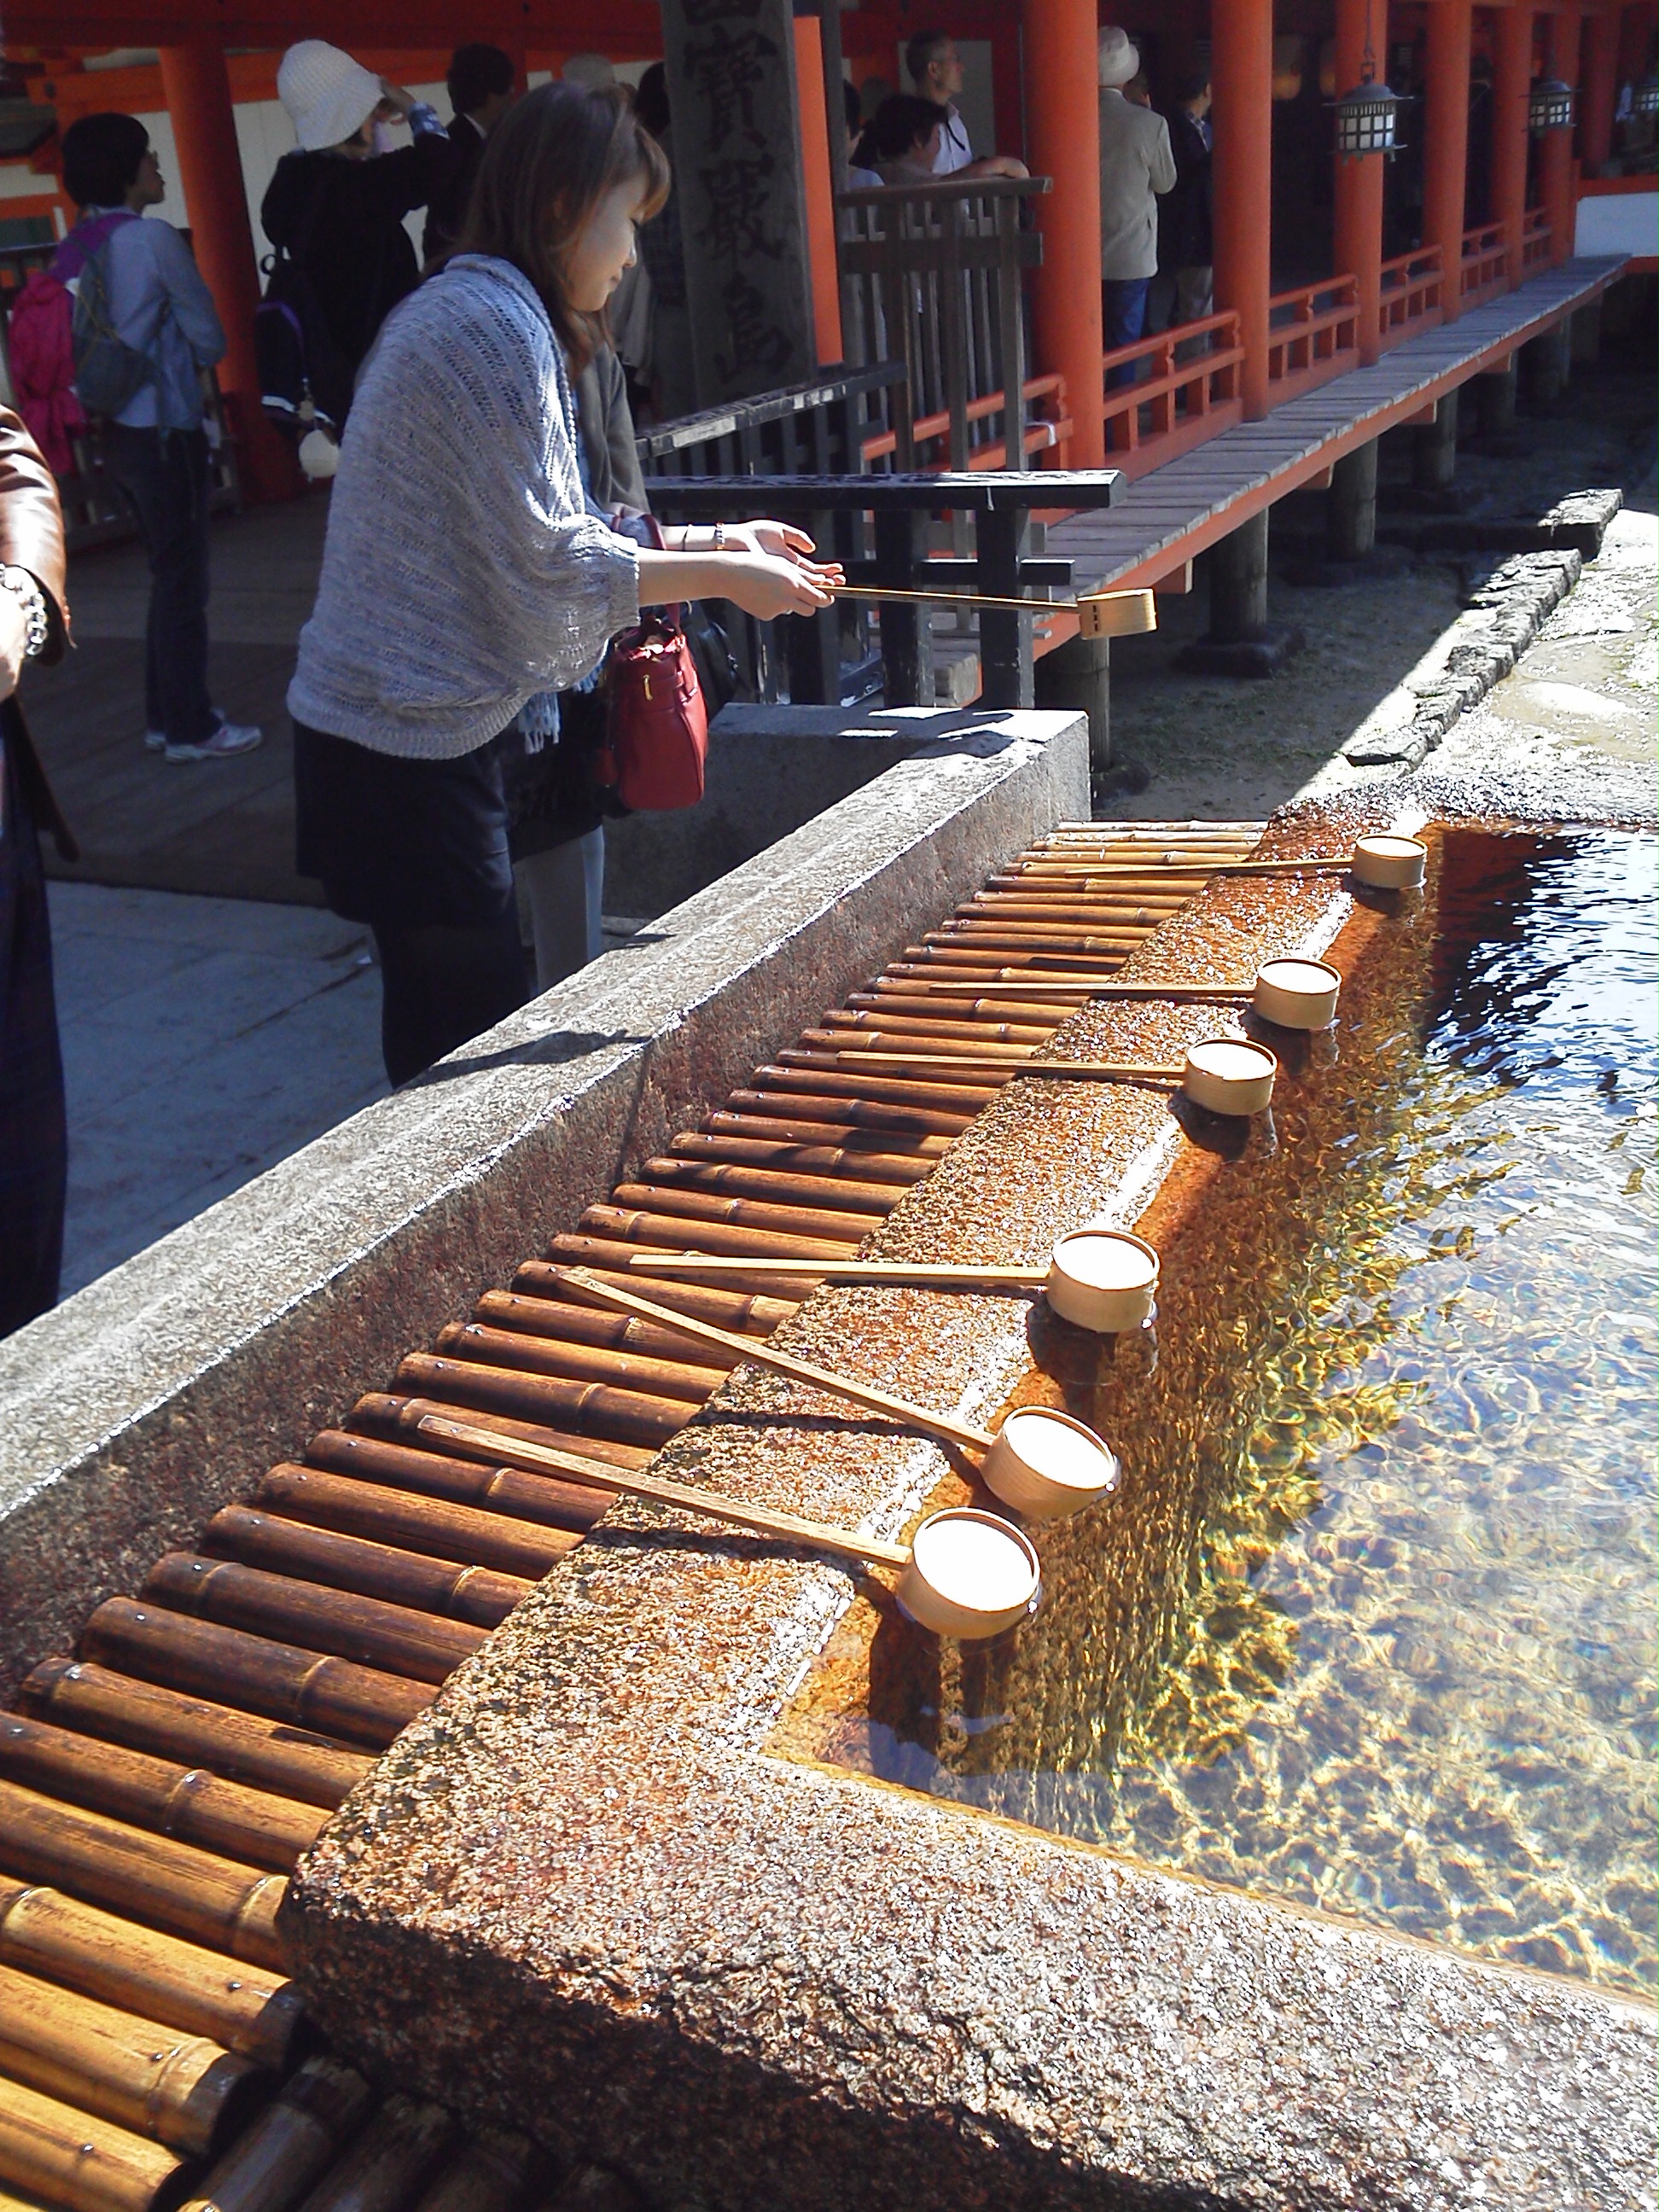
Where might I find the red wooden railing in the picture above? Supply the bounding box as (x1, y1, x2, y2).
(1266, 275, 1361, 400)
(1459, 220, 1510, 305)
(1096, 311, 1247, 478)
(861, 372, 1073, 473)
(1522, 208, 1553, 270)
(1378, 245, 1444, 348)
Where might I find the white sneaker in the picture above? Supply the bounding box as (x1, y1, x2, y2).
(144, 729, 166, 751)
(165, 719, 263, 764)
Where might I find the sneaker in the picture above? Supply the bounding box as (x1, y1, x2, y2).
(165, 719, 263, 764)
(144, 729, 166, 752)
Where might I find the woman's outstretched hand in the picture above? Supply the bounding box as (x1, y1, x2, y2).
(723, 520, 818, 562)
(719, 551, 841, 620)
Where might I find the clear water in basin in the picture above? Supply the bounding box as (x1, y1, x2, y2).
(783, 830, 1656, 1998)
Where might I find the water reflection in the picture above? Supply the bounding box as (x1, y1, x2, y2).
(779, 831, 1657, 2000)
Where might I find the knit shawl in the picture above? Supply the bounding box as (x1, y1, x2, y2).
(288, 254, 639, 758)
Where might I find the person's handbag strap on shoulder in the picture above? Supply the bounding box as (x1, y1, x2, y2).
(592, 515, 709, 812)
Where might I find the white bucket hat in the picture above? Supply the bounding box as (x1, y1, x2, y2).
(1097, 27, 1140, 90)
(278, 40, 384, 152)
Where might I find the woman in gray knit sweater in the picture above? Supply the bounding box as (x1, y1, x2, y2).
(289, 83, 838, 1085)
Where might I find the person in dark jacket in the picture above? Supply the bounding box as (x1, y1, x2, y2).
(262, 40, 451, 431)
(0, 407, 74, 1335)
(1150, 69, 1214, 337)
(422, 43, 517, 265)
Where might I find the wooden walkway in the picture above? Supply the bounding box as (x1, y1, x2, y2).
(1047, 257, 1627, 601)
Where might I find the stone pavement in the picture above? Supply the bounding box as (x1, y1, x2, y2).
(50, 883, 386, 1296)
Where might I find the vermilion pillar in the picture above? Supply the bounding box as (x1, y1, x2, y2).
(1540, 3, 1583, 261)
(1334, 0, 1388, 364)
(1021, 0, 1104, 465)
(160, 26, 296, 502)
(1424, 0, 1474, 321)
(1211, 0, 1275, 416)
(793, 17, 844, 364)
(1579, 5, 1620, 174)
(1492, 3, 1535, 285)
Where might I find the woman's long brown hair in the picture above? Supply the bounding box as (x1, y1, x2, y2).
(452, 80, 669, 370)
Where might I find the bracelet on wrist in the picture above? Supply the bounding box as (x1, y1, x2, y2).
(0, 567, 49, 662)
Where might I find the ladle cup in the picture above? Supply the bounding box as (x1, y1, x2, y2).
(1250, 958, 1342, 1029)
(557, 1269, 1121, 1520)
(407, 1410, 1041, 1639)
(1044, 1228, 1159, 1333)
(1350, 834, 1428, 889)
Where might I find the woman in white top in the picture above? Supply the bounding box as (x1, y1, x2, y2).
(289, 83, 838, 1085)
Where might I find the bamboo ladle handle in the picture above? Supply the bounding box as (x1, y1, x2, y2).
(847, 1052, 1187, 1082)
(407, 1410, 911, 1569)
(626, 1256, 1045, 1285)
(556, 1267, 995, 1452)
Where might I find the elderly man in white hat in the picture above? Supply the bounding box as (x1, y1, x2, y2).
(1097, 26, 1175, 380)
(260, 42, 453, 435)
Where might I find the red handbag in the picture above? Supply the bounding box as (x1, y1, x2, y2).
(592, 518, 708, 812)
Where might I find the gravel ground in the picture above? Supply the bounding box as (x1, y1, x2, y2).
(1099, 341, 1657, 824)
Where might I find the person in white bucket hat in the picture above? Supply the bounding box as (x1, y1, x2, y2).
(262, 43, 456, 435)
(1097, 26, 1174, 379)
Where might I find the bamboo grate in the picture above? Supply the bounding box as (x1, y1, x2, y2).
(0, 822, 1264, 2212)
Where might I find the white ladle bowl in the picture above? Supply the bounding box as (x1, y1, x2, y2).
(1252, 958, 1341, 1030)
(896, 1509, 1042, 1638)
(1182, 1035, 1278, 1115)
(1352, 834, 1427, 888)
(981, 1406, 1121, 1521)
(1045, 1229, 1160, 1333)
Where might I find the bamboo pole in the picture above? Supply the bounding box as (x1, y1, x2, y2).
(436, 1321, 725, 1407)
(681, 1123, 942, 1176)
(201, 1507, 532, 1631)
(471, 1289, 747, 1368)
(578, 1202, 862, 1260)
(253, 1468, 582, 1580)
(0, 1711, 323, 1874)
(178, 2056, 373, 2212)
(393, 1353, 696, 1451)
(824, 1009, 1055, 1046)
(80, 1598, 433, 1752)
(633, 1155, 908, 1213)
(908, 978, 1252, 1000)
(0, 1959, 259, 2156)
(407, 1412, 912, 1569)
(17, 1662, 371, 1813)
(606, 1182, 882, 1244)
(701, 1108, 953, 1158)
(285, 2097, 455, 2212)
(0, 2071, 183, 2212)
(725, 1086, 977, 1138)
(410, 2130, 541, 2212)
(0, 1878, 303, 2068)
(0, 1780, 286, 1968)
(513, 1260, 798, 1339)
(547, 1273, 996, 1453)
(307, 1426, 634, 1531)
(142, 1557, 486, 1689)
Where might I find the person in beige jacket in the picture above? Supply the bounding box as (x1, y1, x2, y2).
(1097, 26, 1175, 377)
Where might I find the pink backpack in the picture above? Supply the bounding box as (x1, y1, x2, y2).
(8, 269, 84, 476)
(7, 214, 137, 475)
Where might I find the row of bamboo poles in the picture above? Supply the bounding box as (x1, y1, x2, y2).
(0, 822, 1264, 2212)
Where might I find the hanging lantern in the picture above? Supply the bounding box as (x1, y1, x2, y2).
(1335, 73, 1401, 154)
(1528, 78, 1576, 133)
(1633, 73, 1659, 116)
